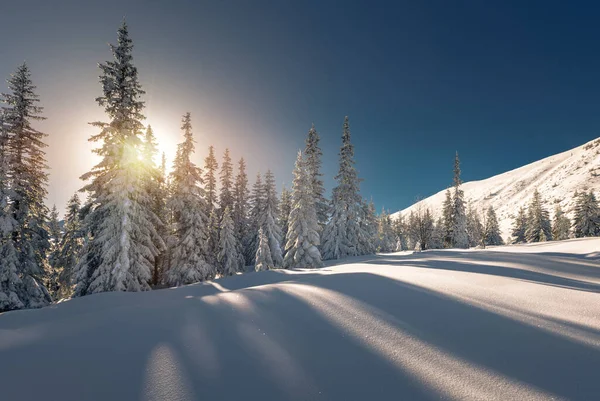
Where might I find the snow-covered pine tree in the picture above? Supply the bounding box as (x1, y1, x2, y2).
(525, 189, 552, 242)
(0, 111, 24, 311)
(1, 62, 52, 308)
(233, 157, 249, 251)
(218, 206, 244, 276)
(255, 227, 274, 271)
(204, 145, 218, 211)
(76, 22, 160, 295)
(167, 113, 214, 286)
(357, 199, 377, 255)
(260, 170, 283, 267)
(466, 203, 483, 247)
(279, 185, 292, 256)
(322, 116, 362, 260)
(572, 190, 600, 237)
(55, 194, 83, 299)
(552, 204, 571, 241)
(219, 148, 234, 215)
(483, 206, 503, 246)
(451, 152, 468, 248)
(304, 124, 328, 229)
(442, 189, 453, 248)
(245, 173, 264, 265)
(511, 206, 528, 244)
(284, 151, 322, 268)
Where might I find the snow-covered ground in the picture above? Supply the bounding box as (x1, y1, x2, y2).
(1, 238, 599, 401)
(392, 137, 600, 239)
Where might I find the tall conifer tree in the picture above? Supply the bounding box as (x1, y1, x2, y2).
(76, 22, 160, 295)
(322, 116, 362, 260)
(0, 63, 51, 308)
(284, 151, 322, 268)
(167, 113, 214, 285)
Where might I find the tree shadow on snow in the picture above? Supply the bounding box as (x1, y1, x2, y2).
(1, 270, 600, 400)
(367, 251, 600, 293)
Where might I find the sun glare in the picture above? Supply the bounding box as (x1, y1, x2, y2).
(145, 118, 179, 172)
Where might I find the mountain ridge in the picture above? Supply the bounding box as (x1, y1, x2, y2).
(392, 137, 600, 240)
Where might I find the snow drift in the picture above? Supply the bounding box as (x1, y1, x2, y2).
(0, 238, 599, 401)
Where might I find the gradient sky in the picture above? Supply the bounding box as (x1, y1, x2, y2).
(2, 0, 600, 215)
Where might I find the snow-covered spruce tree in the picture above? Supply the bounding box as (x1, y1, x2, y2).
(451, 152, 468, 248)
(204, 146, 220, 269)
(483, 206, 503, 246)
(245, 173, 264, 265)
(406, 211, 418, 250)
(466, 203, 483, 247)
(393, 213, 408, 251)
(218, 206, 244, 276)
(159, 153, 177, 281)
(76, 22, 161, 295)
(260, 170, 283, 267)
(511, 206, 528, 244)
(376, 209, 396, 252)
(142, 126, 167, 286)
(279, 185, 292, 256)
(206, 207, 220, 271)
(1, 62, 51, 308)
(304, 124, 328, 229)
(54, 194, 83, 299)
(219, 148, 234, 215)
(204, 145, 218, 211)
(284, 151, 322, 268)
(167, 113, 214, 286)
(429, 217, 444, 249)
(0, 112, 24, 311)
(233, 157, 249, 250)
(442, 189, 453, 248)
(525, 189, 552, 243)
(322, 116, 362, 260)
(412, 204, 434, 251)
(357, 199, 377, 255)
(153, 152, 170, 285)
(46, 205, 62, 298)
(572, 190, 600, 238)
(255, 227, 274, 271)
(552, 204, 571, 241)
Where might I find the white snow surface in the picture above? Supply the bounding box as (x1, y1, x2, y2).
(392, 137, 600, 239)
(1, 238, 599, 401)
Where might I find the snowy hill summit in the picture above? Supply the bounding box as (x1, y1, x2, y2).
(392, 136, 600, 240)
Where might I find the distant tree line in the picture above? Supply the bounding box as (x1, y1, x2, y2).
(386, 155, 600, 253)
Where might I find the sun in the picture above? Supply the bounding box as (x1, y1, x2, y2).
(145, 118, 179, 171)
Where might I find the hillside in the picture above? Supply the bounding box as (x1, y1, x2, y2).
(391, 137, 600, 240)
(0, 238, 599, 400)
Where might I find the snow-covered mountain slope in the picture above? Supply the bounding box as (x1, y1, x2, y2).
(392, 137, 600, 240)
(1, 238, 599, 401)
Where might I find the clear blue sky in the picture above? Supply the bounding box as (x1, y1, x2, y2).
(2, 0, 600, 214)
